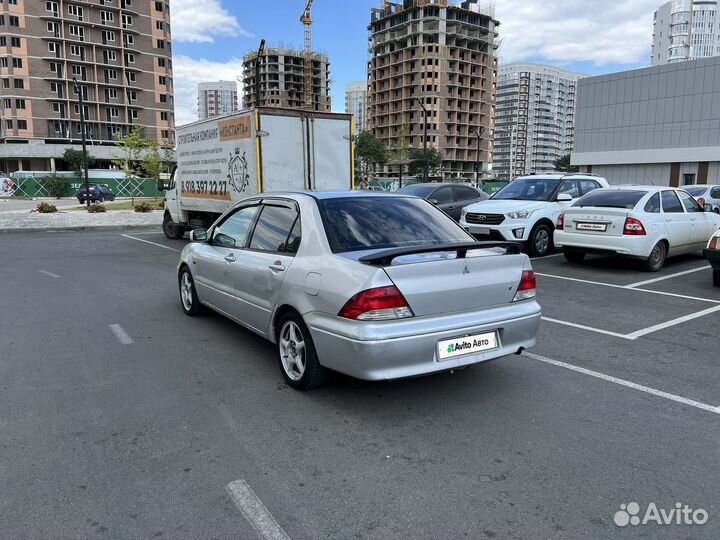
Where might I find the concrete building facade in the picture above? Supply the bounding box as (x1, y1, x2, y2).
(652, 0, 720, 65)
(198, 80, 238, 120)
(345, 82, 368, 135)
(367, 0, 499, 178)
(242, 48, 331, 112)
(0, 0, 175, 172)
(572, 56, 720, 186)
(494, 63, 584, 181)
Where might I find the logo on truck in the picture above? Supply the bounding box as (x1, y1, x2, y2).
(227, 148, 250, 194)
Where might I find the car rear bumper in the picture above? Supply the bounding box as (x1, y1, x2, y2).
(704, 249, 720, 269)
(554, 230, 656, 258)
(304, 301, 541, 381)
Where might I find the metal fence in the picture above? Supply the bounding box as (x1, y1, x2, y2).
(8, 175, 157, 198)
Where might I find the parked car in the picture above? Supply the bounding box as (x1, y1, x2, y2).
(398, 183, 489, 221)
(554, 186, 720, 271)
(76, 184, 115, 204)
(704, 229, 720, 286)
(459, 174, 609, 257)
(177, 192, 541, 390)
(683, 184, 720, 214)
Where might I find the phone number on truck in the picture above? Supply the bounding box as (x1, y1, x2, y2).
(180, 180, 230, 199)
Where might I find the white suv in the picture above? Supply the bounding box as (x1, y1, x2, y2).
(459, 174, 609, 257)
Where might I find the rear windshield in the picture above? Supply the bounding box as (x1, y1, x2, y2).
(319, 197, 472, 253)
(573, 190, 647, 209)
(684, 186, 707, 197)
(398, 185, 435, 198)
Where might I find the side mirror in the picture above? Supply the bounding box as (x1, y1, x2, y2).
(189, 229, 208, 242)
(557, 193, 573, 202)
(156, 179, 166, 192)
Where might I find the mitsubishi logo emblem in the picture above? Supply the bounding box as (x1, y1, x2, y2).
(463, 265, 470, 275)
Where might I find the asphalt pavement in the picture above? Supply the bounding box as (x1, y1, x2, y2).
(1, 230, 718, 539)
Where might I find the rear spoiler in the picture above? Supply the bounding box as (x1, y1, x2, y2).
(358, 242, 523, 266)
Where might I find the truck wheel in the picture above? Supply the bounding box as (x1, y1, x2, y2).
(527, 224, 553, 258)
(276, 311, 328, 391)
(564, 251, 586, 264)
(163, 213, 185, 239)
(713, 269, 720, 287)
(643, 241, 667, 272)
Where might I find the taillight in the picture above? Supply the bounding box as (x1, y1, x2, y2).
(556, 213, 565, 230)
(513, 270, 536, 302)
(623, 217, 646, 236)
(710, 236, 720, 250)
(697, 197, 706, 208)
(339, 286, 414, 321)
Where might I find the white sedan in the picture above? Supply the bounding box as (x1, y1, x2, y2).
(554, 186, 720, 271)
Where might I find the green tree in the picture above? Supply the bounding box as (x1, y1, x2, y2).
(113, 126, 155, 203)
(355, 131, 388, 187)
(408, 148, 443, 177)
(41, 174, 68, 199)
(62, 148, 95, 177)
(553, 154, 579, 172)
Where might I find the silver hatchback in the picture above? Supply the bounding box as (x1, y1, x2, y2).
(177, 192, 541, 390)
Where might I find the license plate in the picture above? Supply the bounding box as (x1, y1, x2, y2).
(438, 331, 498, 361)
(472, 227, 491, 235)
(576, 222, 608, 232)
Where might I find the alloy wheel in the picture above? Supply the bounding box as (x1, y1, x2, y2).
(279, 321, 306, 381)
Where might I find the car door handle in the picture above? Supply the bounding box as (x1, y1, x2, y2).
(269, 262, 285, 273)
(224, 254, 236, 263)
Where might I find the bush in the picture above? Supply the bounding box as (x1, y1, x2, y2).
(36, 202, 58, 213)
(134, 201, 154, 213)
(41, 174, 68, 199)
(87, 202, 107, 213)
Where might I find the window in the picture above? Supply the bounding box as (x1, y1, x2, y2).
(68, 5, 84, 19)
(14, 79, 23, 89)
(155, 1, 164, 12)
(108, 107, 119, 117)
(320, 197, 471, 253)
(158, 58, 166, 68)
(711, 187, 720, 199)
(125, 53, 135, 64)
(0, 16, 4, 26)
(0, 58, 8, 68)
(678, 190, 703, 213)
(9, 16, 20, 27)
(3, 99, 11, 109)
(5, 120, 12, 129)
(1, 79, 8, 89)
(156, 39, 165, 49)
(575, 190, 647, 210)
(106, 88, 118, 99)
(128, 90, 137, 101)
(122, 14, 133, 27)
(130, 109, 138, 120)
(12, 58, 22, 68)
(454, 186, 480, 201)
(126, 72, 136, 83)
(156, 21, 164, 30)
(159, 94, 168, 103)
(249, 205, 301, 254)
(661, 190, 684, 213)
(159, 76, 167, 85)
(431, 187, 453, 204)
(0, 37, 5, 47)
(124, 34, 135, 46)
(103, 30, 116, 43)
(212, 206, 261, 248)
(160, 111, 168, 121)
(161, 129, 169, 139)
(70, 45, 83, 56)
(101, 11, 114, 23)
(47, 22, 60, 34)
(579, 180, 601, 196)
(17, 120, 27, 130)
(68, 25, 84, 40)
(557, 180, 580, 199)
(46, 1, 59, 13)
(15, 99, 25, 109)
(105, 69, 118, 80)
(11, 37, 20, 48)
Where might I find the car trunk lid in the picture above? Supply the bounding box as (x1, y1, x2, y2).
(563, 207, 630, 237)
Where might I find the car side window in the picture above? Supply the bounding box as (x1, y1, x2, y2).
(711, 187, 720, 199)
(212, 205, 260, 248)
(454, 186, 479, 200)
(579, 180, 600, 196)
(432, 187, 453, 204)
(661, 190, 684, 213)
(644, 193, 661, 213)
(678, 190, 703, 213)
(248, 204, 301, 254)
(558, 180, 580, 198)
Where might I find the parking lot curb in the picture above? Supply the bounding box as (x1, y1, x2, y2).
(0, 224, 160, 235)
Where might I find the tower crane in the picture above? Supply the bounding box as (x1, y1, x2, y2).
(300, 0, 314, 111)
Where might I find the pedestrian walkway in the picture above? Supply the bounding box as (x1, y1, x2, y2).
(0, 208, 162, 232)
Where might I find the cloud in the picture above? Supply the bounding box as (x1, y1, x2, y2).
(494, 0, 659, 66)
(170, 0, 253, 43)
(172, 55, 245, 125)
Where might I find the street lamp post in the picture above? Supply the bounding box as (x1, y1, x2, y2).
(469, 126, 485, 186)
(72, 77, 90, 208)
(414, 97, 429, 183)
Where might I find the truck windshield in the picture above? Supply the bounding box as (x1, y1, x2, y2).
(319, 197, 473, 253)
(492, 178, 561, 202)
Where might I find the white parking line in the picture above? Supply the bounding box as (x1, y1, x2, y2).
(226, 480, 292, 540)
(109, 324, 134, 345)
(625, 305, 720, 339)
(524, 352, 720, 416)
(38, 270, 61, 279)
(541, 317, 632, 340)
(625, 265, 711, 288)
(120, 234, 181, 252)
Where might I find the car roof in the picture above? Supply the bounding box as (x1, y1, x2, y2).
(514, 174, 604, 181)
(401, 182, 476, 189)
(252, 191, 415, 201)
(592, 185, 689, 192)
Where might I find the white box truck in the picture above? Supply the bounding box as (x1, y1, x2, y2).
(161, 108, 355, 239)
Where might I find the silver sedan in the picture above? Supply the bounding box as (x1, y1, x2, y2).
(177, 192, 541, 390)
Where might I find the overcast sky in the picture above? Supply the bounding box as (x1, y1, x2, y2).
(170, 0, 661, 125)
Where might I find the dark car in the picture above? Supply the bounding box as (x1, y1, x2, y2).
(398, 182, 489, 221)
(76, 183, 115, 204)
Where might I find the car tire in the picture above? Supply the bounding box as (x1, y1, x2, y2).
(527, 223, 553, 258)
(163, 213, 186, 239)
(643, 241, 667, 272)
(713, 269, 720, 287)
(179, 267, 203, 316)
(276, 311, 328, 391)
(564, 251, 586, 264)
